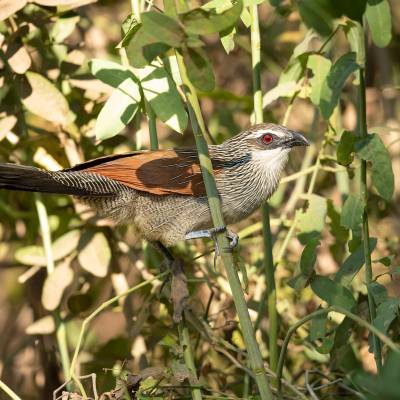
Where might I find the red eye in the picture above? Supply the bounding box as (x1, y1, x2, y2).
(262, 134, 273, 144)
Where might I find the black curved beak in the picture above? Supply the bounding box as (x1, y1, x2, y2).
(285, 130, 309, 148)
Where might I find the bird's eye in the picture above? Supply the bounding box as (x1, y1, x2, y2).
(262, 134, 273, 145)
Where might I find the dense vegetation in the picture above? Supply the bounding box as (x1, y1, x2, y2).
(0, 0, 399, 399)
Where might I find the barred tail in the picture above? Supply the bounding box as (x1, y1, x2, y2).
(0, 163, 120, 197)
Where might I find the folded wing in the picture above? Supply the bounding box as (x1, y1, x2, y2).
(67, 149, 219, 196)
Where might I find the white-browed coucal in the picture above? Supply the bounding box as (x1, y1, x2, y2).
(0, 123, 308, 259)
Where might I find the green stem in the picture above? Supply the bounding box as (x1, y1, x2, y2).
(175, 51, 273, 400)
(358, 66, 382, 372)
(34, 195, 71, 384)
(276, 306, 399, 395)
(144, 100, 159, 150)
(179, 316, 203, 400)
(250, 3, 278, 375)
(69, 273, 167, 384)
(0, 380, 22, 400)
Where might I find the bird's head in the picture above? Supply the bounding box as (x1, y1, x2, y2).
(221, 123, 309, 162)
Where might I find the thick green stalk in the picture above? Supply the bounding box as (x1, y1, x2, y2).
(358, 67, 382, 372)
(145, 100, 159, 150)
(250, 3, 278, 374)
(178, 317, 203, 400)
(175, 51, 273, 400)
(34, 195, 71, 384)
(129, 2, 200, 398)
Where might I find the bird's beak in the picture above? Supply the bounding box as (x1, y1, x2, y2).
(286, 130, 309, 148)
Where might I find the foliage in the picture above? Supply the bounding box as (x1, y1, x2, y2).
(0, 0, 399, 399)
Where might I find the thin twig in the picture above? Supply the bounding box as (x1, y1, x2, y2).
(276, 306, 400, 395)
(0, 380, 22, 400)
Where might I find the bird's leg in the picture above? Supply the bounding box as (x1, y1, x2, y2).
(152, 240, 175, 268)
(150, 241, 188, 323)
(185, 226, 239, 268)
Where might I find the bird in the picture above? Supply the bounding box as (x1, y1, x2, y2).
(0, 123, 308, 262)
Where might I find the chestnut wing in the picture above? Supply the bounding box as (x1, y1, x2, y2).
(68, 150, 216, 196)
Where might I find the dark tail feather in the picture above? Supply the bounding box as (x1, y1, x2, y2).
(0, 163, 116, 196)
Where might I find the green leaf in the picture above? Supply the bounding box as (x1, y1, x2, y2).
(220, 26, 236, 54)
(307, 54, 331, 105)
(18, 72, 70, 126)
(353, 352, 400, 399)
(334, 238, 377, 287)
(311, 276, 356, 310)
(356, 133, 394, 201)
(297, 194, 327, 244)
(327, 200, 349, 262)
(293, 30, 318, 59)
(333, 0, 366, 21)
(262, 81, 300, 108)
(15, 230, 80, 266)
(141, 11, 184, 47)
(300, 237, 320, 276)
(309, 308, 327, 341)
(78, 231, 111, 277)
(279, 56, 307, 84)
(90, 58, 136, 89)
(287, 272, 309, 293)
(373, 298, 400, 335)
(126, 26, 172, 68)
(202, 0, 234, 12)
(333, 317, 353, 349)
(365, 0, 392, 48)
(41, 261, 74, 311)
(336, 130, 356, 166)
(118, 13, 141, 48)
(50, 15, 79, 43)
(298, 0, 335, 37)
(375, 256, 393, 267)
(94, 77, 141, 140)
(340, 194, 364, 231)
(344, 21, 366, 67)
(183, 47, 215, 92)
(181, 0, 243, 35)
(139, 64, 188, 133)
(368, 281, 388, 306)
(320, 52, 359, 119)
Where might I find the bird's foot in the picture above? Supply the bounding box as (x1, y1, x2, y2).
(185, 226, 239, 268)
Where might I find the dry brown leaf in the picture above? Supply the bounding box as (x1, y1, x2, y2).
(171, 260, 188, 323)
(5, 42, 31, 74)
(78, 231, 111, 277)
(32, 0, 97, 8)
(18, 71, 70, 126)
(69, 77, 113, 94)
(0, 0, 27, 21)
(26, 315, 56, 335)
(0, 114, 17, 141)
(34, 0, 89, 4)
(42, 261, 74, 311)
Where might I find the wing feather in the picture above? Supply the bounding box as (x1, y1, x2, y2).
(67, 149, 220, 196)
